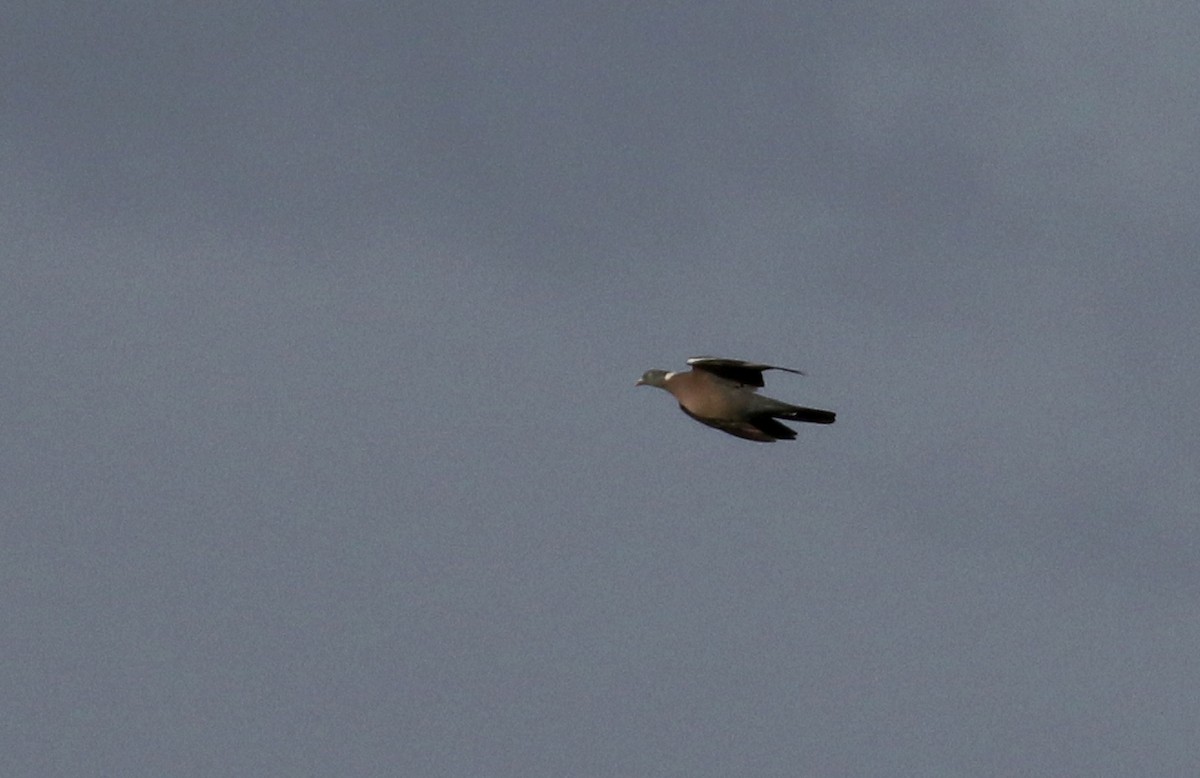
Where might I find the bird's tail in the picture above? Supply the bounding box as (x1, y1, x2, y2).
(775, 404, 836, 425)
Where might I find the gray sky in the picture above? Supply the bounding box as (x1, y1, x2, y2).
(5, 3, 1200, 775)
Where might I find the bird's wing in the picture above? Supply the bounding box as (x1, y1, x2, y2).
(686, 356, 803, 387)
(679, 405, 779, 442)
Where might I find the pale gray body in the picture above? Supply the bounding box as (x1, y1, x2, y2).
(636, 356, 836, 442)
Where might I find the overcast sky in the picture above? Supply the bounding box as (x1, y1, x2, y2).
(5, 3, 1200, 775)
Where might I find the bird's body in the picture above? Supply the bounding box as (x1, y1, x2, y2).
(636, 357, 835, 442)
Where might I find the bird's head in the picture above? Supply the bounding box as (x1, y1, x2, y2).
(635, 369, 669, 389)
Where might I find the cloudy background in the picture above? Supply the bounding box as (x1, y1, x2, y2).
(5, 2, 1200, 775)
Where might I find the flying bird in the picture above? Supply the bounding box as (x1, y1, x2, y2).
(636, 356, 836, 442)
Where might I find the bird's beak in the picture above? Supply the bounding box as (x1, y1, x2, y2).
(635, 379, 646, 387)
